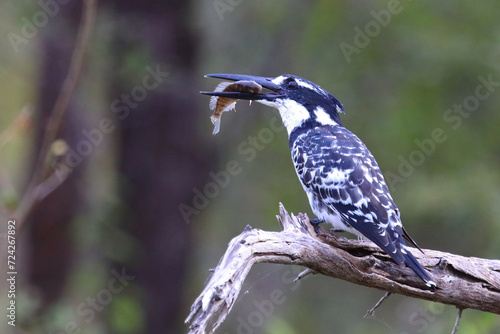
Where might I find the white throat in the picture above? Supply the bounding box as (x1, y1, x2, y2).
(258, 99, 310, 136)
(257, 100, 339, 136)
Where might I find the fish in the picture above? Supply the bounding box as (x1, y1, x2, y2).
(209, 80, 262, 135)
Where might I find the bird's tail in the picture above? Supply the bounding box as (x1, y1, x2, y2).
(402, 247, 436, 288)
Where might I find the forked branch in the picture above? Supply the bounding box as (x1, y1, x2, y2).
(186, 203, 500, 334)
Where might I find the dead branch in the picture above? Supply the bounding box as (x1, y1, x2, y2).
(364, 291, 392, 318)
(451, 308, 464, 334)
(186, 203, 500, 334)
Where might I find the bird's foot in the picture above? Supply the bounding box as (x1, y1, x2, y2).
(310, 218, 324, 225)
(309, 218, 324, 235)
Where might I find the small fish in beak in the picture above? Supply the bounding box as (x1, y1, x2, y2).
(208, 80, 262, 135)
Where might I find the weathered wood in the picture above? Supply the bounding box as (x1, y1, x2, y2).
(186, 203, 500, 334)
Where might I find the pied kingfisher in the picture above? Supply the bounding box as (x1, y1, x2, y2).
(202, 73, 436, 287)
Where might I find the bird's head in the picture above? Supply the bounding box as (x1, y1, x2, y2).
(202, 73, 344, 135)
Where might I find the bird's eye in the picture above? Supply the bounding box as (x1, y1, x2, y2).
(286, 80, 298, 90)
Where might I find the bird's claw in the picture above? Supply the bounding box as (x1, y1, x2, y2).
(309, 218, 324, 235)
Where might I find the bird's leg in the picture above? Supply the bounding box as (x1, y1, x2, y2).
(310, 218, 348, 235)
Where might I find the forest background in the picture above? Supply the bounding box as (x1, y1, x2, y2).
(0, 1, 499, 333)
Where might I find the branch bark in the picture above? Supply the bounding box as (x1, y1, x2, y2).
(186, 203, 500, 334)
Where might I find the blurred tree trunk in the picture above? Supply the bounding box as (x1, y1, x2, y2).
(28, 2, 87, 307)
(108, 1, 213, 333)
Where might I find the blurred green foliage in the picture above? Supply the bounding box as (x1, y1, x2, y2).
(194, 1, 500, 333)
(1, 0, 499, 333)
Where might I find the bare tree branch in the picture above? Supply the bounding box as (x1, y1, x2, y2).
(451, 308, 464, 334)
(364, 291, 392, 319)
(186, 203, 500, 334)
(14, 0, 97, 232)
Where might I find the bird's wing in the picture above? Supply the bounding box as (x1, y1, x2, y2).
(293, 126, 406, 263)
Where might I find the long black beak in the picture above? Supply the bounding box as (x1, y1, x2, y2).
(201, 73, 285, 101)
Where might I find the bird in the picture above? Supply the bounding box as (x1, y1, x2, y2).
(202, 73, 436, 287)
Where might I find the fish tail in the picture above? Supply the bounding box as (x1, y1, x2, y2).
(211, 116, 220, 135)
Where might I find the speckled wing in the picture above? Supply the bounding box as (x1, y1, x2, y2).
(292, 126, 407, 263)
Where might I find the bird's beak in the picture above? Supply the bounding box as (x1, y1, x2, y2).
(201, 73, 285, 101)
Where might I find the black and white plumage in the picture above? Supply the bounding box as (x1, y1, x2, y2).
(202, 73, 436, 287)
